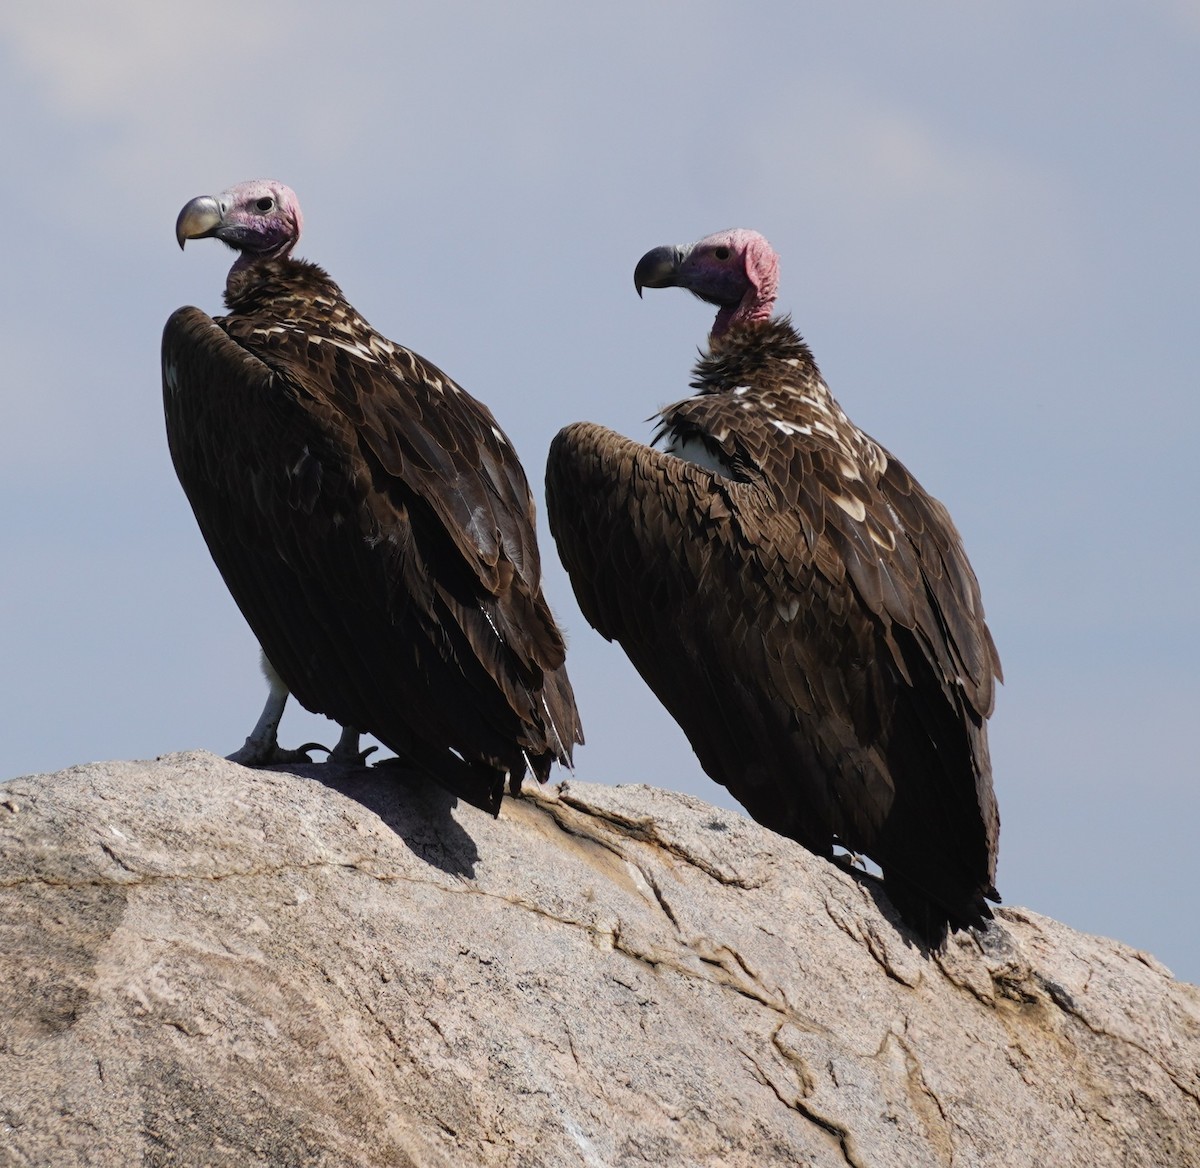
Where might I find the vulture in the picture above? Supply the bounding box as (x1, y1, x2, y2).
(546, 228, 1000, 947)
(163, 179, 582, 814)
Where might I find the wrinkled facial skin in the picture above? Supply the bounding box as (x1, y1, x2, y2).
(675, 233, 755, 308)
(176, 179, 303, 264)
(634, 228, 779, 336)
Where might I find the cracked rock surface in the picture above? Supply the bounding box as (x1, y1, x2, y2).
(1, 751, 1198, 1167)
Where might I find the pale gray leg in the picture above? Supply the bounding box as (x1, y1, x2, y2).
(226, 650, 327, 765)
(327, 724, 378, 766)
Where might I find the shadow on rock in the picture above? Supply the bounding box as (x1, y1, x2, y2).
(273, 759, 482, 879)
(830, 854, 936, 955)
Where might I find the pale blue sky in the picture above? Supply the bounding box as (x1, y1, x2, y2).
(2, 2, 1197, 981)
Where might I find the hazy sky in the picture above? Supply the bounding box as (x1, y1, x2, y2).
(2, 3, 1197, 982)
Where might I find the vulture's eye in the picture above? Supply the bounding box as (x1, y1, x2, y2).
(256, 197, 276, 212)
(713, 246, 731, 261)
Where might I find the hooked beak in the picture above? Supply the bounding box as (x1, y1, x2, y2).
(634, 244, 691, 297)
(175, 195, 224, 250)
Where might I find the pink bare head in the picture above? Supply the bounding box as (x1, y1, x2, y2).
(634, 228, 779, 337)
(175, 179, 303, 272)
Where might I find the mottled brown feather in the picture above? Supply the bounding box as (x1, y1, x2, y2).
(546, 317, 999, 945)
(163, 258, 582, 812)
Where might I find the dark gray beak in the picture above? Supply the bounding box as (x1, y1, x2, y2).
(634, 244, 691, 297)
(175, 195, 224, 250)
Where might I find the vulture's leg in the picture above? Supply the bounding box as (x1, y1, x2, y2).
(227, 651, 327, 765)
(327, 725, 377, 766)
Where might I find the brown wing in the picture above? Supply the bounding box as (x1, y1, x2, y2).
(223, 305, 565, 659)
(163, 304, 581, 808)
(547, 416, 998, 945)
(661, 390, 1000, 718)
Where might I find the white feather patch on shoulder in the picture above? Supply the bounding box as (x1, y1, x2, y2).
(661, 432, 736, 478)
(311, 334, 378, 363)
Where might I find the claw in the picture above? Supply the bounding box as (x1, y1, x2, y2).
(227, 739, 329, 766)
(326, 726, 377, 766)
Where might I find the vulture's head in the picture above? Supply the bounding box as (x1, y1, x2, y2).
(634, 228, 779, 337)
(175, 179, 303, 268)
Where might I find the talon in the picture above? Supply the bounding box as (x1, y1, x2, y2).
(227, 739, 329, 766)
(291, 741, 331, 761)
(326, 727, 376, 766)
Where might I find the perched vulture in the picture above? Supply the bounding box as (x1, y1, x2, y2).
(546, 229, 1000, 947)
(163, 179, 582, 813)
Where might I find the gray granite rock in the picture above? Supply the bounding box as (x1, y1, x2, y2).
(1, 752, 1197, 1166)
